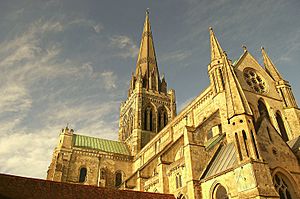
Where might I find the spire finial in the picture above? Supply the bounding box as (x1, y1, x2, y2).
(242, 45, 247, 52)
(146, 8, 150, 15)
(209, 27, 224, 62)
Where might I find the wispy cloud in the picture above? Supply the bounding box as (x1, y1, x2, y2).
(41, 99, 120, 139)
(0, 16, 119, 179)
(161, 50, 192, 62)
(67, 18, 104, 33)
(109, 35, 139, 58)
(101, 71, 117, 90)
(0, 128, 58, 179)
(93, 23, 103, 33)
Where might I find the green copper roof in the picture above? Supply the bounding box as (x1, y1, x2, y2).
(205, 133, 226, 150)
(202, 143, 238, 179)
(72, 134, 131, 155)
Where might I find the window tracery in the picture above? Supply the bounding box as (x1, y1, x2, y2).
(243, 68, 267, 94)
(273, 173, 295, 199)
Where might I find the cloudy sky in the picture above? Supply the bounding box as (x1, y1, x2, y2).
(0, 0, 299, 179)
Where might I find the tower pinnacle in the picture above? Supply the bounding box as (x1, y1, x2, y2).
(209, 27, 224, 62)
(261, 47, 283, 81)
(223, 53, 252, 119)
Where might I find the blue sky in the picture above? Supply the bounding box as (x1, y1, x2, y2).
(0, 0, 299, 179)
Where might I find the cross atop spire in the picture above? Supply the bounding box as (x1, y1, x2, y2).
(261, 47, 283, 81)
(209, 27, 224, 62)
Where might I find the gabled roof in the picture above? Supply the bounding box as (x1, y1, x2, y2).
(201, 143, 238, 180)
(73, 134, 131, 156)
(232, 50, 247, 67)
(0, 173, 176, 199)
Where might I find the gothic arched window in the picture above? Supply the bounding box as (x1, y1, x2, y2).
(276, 112, 289, 142)
(175, 174, 182, 189)
(212, 184, 228, 199)
(273, 172, 296, 199)
(79, 167, 87, 183)
(144, 106, 155, 131)
(258, 99, 269, 119)
(115, 171, 122, 187)
(158, 107, 168, 131)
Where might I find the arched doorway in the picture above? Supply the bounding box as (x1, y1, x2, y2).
(212, 184, 228, 199)
(273, 172, 297, 199)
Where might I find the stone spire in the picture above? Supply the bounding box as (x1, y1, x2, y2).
(135, 9, 160, 90)
(208, 27, 225, 94)
(223, 52, 253, 119)
(209, 27, 223, 62)
(261, 47, 283, 81)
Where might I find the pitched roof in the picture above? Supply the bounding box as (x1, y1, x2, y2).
(0, 173, 175, 199)
(201, 143, 238, 179)
(204, 133, 226, 150)
(73, 134, 131, 156)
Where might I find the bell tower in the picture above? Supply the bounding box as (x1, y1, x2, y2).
(118, 10, 177, 156)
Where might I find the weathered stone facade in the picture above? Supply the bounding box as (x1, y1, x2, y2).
(47, 11, 300, 199)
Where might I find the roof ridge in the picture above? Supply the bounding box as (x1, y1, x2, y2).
(74, 133, 122, 143)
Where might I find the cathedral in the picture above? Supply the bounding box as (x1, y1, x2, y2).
(47, 10, 300, 199)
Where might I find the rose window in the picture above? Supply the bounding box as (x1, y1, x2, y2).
(243, 68, 267, 94)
